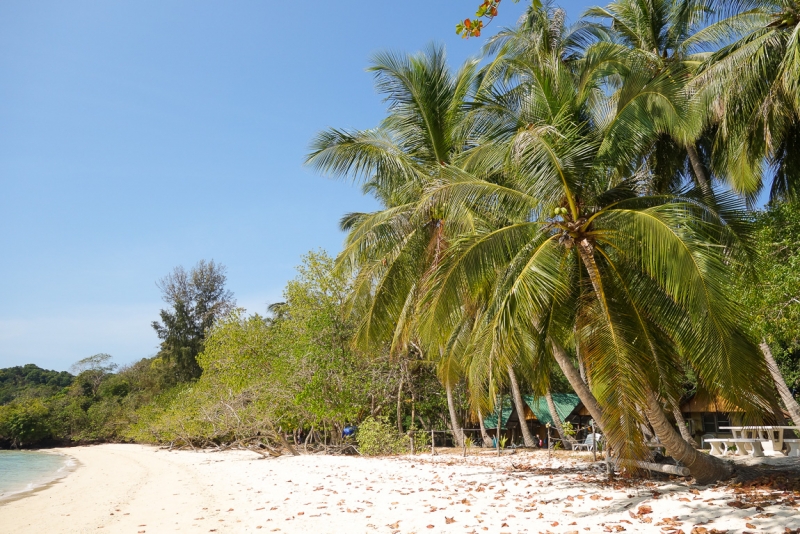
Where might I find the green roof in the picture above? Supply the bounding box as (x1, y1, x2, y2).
(483, 393, 580, 430)
(524, 393, 580, 424)
(483, 397, 513, 430)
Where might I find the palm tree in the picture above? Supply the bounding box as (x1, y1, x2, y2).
(306, 44, 479, 446)
(417, 5, 776, 483)
(695, 0, 800, 201)
(582, 0, 730, 194)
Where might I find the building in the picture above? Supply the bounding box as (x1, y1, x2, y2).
(482, 393, 585, 446)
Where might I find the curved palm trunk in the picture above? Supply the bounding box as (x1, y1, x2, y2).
(550, 339, 606, 433)
(672, 405, 697, 447)
(446, 381, 465, 447)
(477, 409, 492, 448)
(508, 366, 536, 447)
(545, 389, 573, 447)
(761, 342, 800, 426)
(644, 387, 733, 484)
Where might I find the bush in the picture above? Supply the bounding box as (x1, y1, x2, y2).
(356, 416, 410, 456)
(0, 399, 51, 447)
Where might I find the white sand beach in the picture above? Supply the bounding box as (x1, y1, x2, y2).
(0, 444, 798, 533)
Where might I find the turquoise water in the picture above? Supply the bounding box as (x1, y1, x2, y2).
(0, 451, 72, 501)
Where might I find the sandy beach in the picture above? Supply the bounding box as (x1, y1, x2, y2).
(0, 444, 798, 533)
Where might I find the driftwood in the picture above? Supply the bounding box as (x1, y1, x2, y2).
(632, 461, 691, 477)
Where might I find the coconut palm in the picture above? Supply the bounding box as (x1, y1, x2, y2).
(306, 44, 479, 446)
(695, 0, 800, 201)
(581, 0, 733, 194)
(416, 5, 776, 483)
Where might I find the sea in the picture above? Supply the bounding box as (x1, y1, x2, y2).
(0, 450, 73, 502)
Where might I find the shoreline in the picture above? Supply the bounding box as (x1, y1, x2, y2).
(0, 450, 78, 505)
(0, 444, 797, 533)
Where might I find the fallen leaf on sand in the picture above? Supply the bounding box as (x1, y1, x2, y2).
(745, 524, 756, 529)
(637, 505, 652, 515)
(445, 517, 456, 524)
(387, 521, 400, 529)
(426, 524, 434, 529)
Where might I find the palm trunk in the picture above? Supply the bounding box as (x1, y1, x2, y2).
(477, 409, 492, 448)
(672, 405, 697, 447)
(507, 366, 536, 447)
(396, 376, 404, 433)
(446, 381, 465, 447)
(575, 327, 590, 386)
(686, 144, 711, 195)
(496, 395, 502, 455)
(578, 358, 588, 386)
(550, 338, 606, 433)
(643, 387, 733, 484)
(545, 388, 573, 447)
(761, 342, 800, 426)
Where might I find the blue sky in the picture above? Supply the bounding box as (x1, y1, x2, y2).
(0, 0, 595, 371)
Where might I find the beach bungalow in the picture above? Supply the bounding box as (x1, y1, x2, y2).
(482, 393, 583, 446)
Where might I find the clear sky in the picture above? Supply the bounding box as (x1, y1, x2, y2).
(0, 1, 596, 371)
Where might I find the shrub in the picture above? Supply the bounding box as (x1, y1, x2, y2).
(356, 416, 410, 456)
(0, 399, 51, 447)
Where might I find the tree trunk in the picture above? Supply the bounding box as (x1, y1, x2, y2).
(411, 390, 416, 430)
(761, 341, 800, 426)
(686, 144, 711, 195)
(496, 395, 502, 456)
(417, 415, 430, 431)
(477, 409, 491, 447)
(550, 339, 606, 433)
(446, 381, 465, 447)
(396, 376, 404, 433)
(643, 387, 733, 484)
(508, 366, 537, 447)
(545, 388, 573, 447)
(672, 406, 697, 447)
(578, 358, 588, 386)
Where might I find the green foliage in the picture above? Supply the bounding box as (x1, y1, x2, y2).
(736, 201, 800, 389)
(0, 399, 51, 447)
(152, 260, 235, 380)
(0, 365, 73, 405)
(356, 416, 410, 456)
(561, 421, 576, 438)
(128, 252, 401, 448)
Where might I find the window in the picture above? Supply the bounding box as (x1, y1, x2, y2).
(702, 413, 717, 433)
(701, 412, 731, 433)
(716, 412, 730, 430)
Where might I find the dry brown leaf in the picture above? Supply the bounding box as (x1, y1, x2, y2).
(445, 517, 456, 524)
